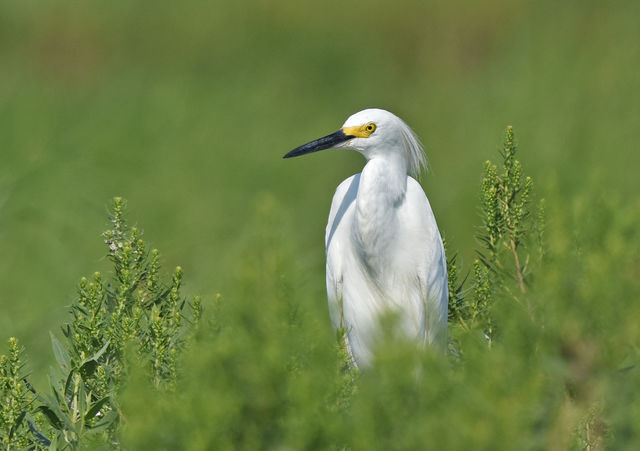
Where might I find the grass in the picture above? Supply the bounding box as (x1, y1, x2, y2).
(1, 0, 639, 448)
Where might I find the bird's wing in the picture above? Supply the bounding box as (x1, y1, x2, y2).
(403, 177, 449, 349)
(325, 174, 360, 331)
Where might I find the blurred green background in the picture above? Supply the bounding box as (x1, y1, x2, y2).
(1, 0, 639, 447)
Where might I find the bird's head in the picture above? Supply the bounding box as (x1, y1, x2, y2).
(284, 108, 426, 177)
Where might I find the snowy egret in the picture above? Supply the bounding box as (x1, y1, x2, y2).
(284, 109, 448, 367)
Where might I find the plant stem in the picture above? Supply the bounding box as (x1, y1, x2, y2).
(510, 238, 526, 294)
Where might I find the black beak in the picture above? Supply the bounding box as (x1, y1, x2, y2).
(283, 129, 355, 159)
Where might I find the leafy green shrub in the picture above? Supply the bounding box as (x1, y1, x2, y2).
(448, 126, 544, 348)
(0, 338, 35, 449)
(0, 198, 201, 449)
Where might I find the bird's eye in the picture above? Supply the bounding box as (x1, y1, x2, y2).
(365, 123, 376, 134)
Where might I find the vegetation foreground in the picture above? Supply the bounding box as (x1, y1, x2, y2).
(2, 129, 639, 449)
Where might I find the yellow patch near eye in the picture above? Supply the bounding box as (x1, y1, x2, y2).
(342, 122, 376, 138)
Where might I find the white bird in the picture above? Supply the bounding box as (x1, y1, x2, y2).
(284, 108, 448, 367)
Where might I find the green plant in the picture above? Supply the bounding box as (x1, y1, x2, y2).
(0, 338, 36, 450)
(448, 126, 544, 346)
(0, 198, 201, 449)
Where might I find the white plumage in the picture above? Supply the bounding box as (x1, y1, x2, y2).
(285, 108, 448, 367)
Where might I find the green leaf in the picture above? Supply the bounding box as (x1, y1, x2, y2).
(78, 341, 109, 380)
(61, 324, 72, 339)
(48, 433, 59, 451)
(87, 339, 110, 363)
(50, 331, 71, 372)
(84, 396, 111, 423)
(78, 376, 87, 418)
(79, 359, 99, 379)
(88, 409, 118, 432)
(8, 410, 27, 439)
(41, 392, 75, 431)
(26, 413, 52, 447)
(49, 371, 63, 405)
(64, 370, 75, 405)
(37, 405, 64, 430)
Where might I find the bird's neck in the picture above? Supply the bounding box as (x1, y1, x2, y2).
(359, 155, 408, 203)
(353, 156, 408, 268)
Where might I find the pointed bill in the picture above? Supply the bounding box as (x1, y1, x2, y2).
(283, 129, 355, 159)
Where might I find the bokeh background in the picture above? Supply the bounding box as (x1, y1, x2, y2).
(1, 0, 639, 448)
